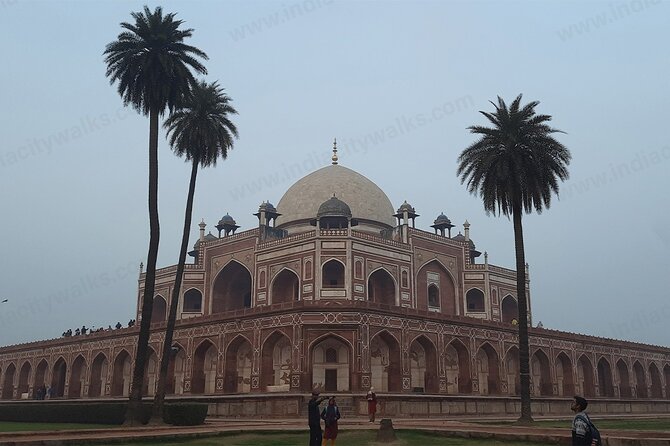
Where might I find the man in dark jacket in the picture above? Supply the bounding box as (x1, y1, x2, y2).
(308, 390, 328, 446)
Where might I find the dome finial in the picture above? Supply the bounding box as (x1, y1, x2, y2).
(331, 138, 338, 165)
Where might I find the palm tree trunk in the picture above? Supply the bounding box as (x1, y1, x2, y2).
(151, 159, 199, 423)
(126, 107, 161, 425)
(513, 204, 533, 423)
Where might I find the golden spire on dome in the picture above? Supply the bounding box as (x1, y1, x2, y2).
(331, 138, 338, 165)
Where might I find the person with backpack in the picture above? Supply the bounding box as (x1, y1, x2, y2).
(321, 397, 341, 446)
(571, 395, 602, 446)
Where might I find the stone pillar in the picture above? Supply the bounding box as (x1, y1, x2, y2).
(291, 322, 303, 392)
(250, 322, 262, 392)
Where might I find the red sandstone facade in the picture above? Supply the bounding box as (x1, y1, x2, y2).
(1, 157, 669, 417)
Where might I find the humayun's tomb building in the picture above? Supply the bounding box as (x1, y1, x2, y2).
(1, 146, 670, 417)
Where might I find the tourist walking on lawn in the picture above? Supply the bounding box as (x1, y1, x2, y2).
(308, 390, 328, 446)
(321, 397, 341, 446)
(366, 387, 377, 422)
(571, 395, 601, 445)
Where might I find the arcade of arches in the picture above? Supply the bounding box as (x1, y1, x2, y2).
(3, 329, 669, 401)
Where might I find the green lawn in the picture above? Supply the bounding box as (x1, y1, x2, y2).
(0, 421, 116, 432)
(113, 430, 548, 446)
(480, 418, 670, 431)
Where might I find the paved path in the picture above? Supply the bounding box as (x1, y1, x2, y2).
(2, 416, 670, 445)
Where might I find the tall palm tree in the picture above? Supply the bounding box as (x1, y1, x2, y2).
(457, 94, 571, 423)
(152, 80, 238, 422)
(103, 6, 207, 424)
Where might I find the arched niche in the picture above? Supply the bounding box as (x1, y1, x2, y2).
(311, 336, 351, 392)
(446, 339, 472, 394)
(367, 269, 396, 306)
(212, 261, 252, 313)
(370, 331, 402, 392)
(416, 260, 456, 314)
(271, 269, 299, 305)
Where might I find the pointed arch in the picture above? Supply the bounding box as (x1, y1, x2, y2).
(409, 335, 439, 393)
(597, 357, 615, 397)
(446, 338, 472, 394)
(192, 339, 217, 394)
(649, 363, 663, 398)
(310, 334, 352, 392)
(504, 345, 520, 395)
(466, 288, 486, 313)
(261, 330, 292, 390)
(69, 355, 87, 398)
(555, 352, 574, 396)
(475, 342, 500, 395)
(50, 357, 67, 398)
(151, 294, 167, 323)
(142, 347, 159, 397)
(531, 349, 552, 396)
(212, 260, 253, 312)
(367, 267, 397, 306)
(633, 360, 647, 398)
(17, 361, 32, 398)
(416, 259, 456, 314)
(167, 344, 186, 395)
(111, 349, 132, 397)
(89, 353, 108, 398)
(322, 258, 345, 288)
(577, 355, 595, 397)
(224, 335, 253, 393)
(33, 359, 48, 396)
(183, 288, 203, 312)
(370, 330, 402, 393)
(271, 268, 300, 304)
(616, 359, 631, 398)
(501, 295, 518, 324)
(1, 363, 16, 399)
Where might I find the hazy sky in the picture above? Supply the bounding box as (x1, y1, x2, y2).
(1, 0, 668, 347)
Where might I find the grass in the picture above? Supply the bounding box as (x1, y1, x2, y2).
(0, 421, 116, 432)
(479, 418, 670, 431)
(112, 430, 548, 446)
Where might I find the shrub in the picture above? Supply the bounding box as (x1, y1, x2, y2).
(163, 403, 208, 426)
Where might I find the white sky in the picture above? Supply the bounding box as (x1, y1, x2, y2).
(0, 0, 668, 347)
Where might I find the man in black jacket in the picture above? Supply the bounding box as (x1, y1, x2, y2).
(308, 391, 328, 446)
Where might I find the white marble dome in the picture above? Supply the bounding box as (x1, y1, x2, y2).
(276, 164, 395, 230)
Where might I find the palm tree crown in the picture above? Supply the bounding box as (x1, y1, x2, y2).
(103, 5, 208, 115)
(164, 80, 239, 164)
(457, 94, 571, 215)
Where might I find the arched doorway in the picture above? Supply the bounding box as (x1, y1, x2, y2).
(649, 363, 663, 398)
(212, 261, 252, 312)
(261, 331, 292, 391)
(271, 269, 299, 305)
(311, 336, 351, 392)
(51, 357, 67, 398)
(192, 340, 217, 394)
(577, 355, 595, 397)
(410, 336, 439, 393)
(633, 361, 647, 398)
(69, 356, 86, 398)
(446, 339, 471, 394)
(597, 358, 615, 397)
(89, 353, 108, 398)
(143, 348, 158, 396)
(1, 364, 16, 399)
(531, 349, 552, 396)
(501, 295, 518, 324)
(476, 343, 500, 395)
(466, 288, 485, 313)
(183, 289, 203, 313)
(33, 359, 48, 397)
(151, 295, 167, 323)
(17, 361, 32, 398)
(555, 352, 574, 396)
(322, 260, 345, 288)
(367, 269, 396, 306)
(111, 350, 132, 397)
(416, 260, 456, 314)
(370, 331, 402, 392)
(166, 346, 186, 395)
(224, 336, 252, 393)
(617, 359, 631, 398)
